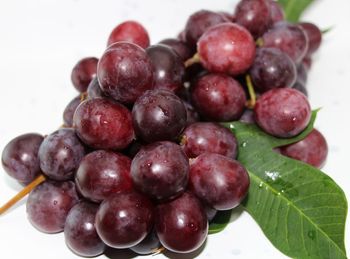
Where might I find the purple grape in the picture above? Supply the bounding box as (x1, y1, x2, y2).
(97, 42, 154, 104)
(64, 202, 106, 257)
(180, 122, 238, 159)
(73, 98, 134, 150)
(71, 57, 98, 93)
(191, 73, 246, 121)
(249, 47, 297, 92)
(254, 88, 311, 137)
(132, 89, 187, 143)
(234, 0, 272, 38)
(2, 133, 44, 185)
(63, 95, 81, 127)
(198, 23, 256, 75)
(262, 22, 308, 63)
(280, 129, 328, 168)
(184, 10, 229, 49)
(131, 141, 189, 201)
(26, 181, 79, 233)
(38, 128, 85, 181)
(107, 20, 150, 49)
(130, 229, 161, 255)
(87, 77, 106, 99)
(159, 38, 193, 62)
(189, 153, 249, 210)
(299, 22, 322, 56)
(156, 192, 208, 253)
(95, 192, 154, 249)
(75, 150, 132, 203)
(146, 44, 185, 92)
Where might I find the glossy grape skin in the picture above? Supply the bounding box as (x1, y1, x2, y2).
(97, 42, 154, 104)
(107, 20, 150, 49)
(64, 202, 106, 257)
(262, 22, 308, 63)
(181, 122, 238, 159)
(131, 141, 189, 201)
(280, 129, 328, 168)
(156, 192, 208, 253)
(132, 89, 187, 143)
(249, 48, 297, 92)
(39, 128, 85, 181)
(26, 181, 79, 233)
(234, 0, 271, 38)
(146, 44, 185, 92)
(71, 57, 98, 93)
(299, 22, 322, 56)
(159, 38, 193, 62)
(87, 77, 106, 99)
(130, 230, 161, 255)
(269, 0, 285, 24)
(254, 88, 311, 138)
(73, 98, 134, 150)
(2, 133, 44, 185)
(95, 192, 154, 249)
(189, 153, 249, 210)
(75, 150, 132, 203)
(198, 23, 256, 76)
(184, 10, 229, 49)
(63, 96, 81, 127)
(191, 73, 246, 121)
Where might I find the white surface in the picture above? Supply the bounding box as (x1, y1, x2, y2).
(0, 0, 349, 258)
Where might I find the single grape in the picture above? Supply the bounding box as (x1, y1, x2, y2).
(75, 150, 132, 203)
(39, 128, 85, 181)
(299, 22, 322, 56)
(254, 88, 311, 137)
(184, 10, 229, 49)
(97, 42, 154, 104)
(131, 141, 189, 201)
(107, 20, 150, 49)
(2, 133, 44, 185)
(249, 47, 297, 92)
(191, 73, 246, 121)
(280, 129, 328, 168)
(198, 23, 256, 75)
(87, 77, 106, 99)
(63, 95, 81, 127)
(132, 89, 187, 143)
(26, 181, 79, 233)
(159, 38, 193, 62)
(146, 44, 185, 92)
(262, 22, 308, 63)
(156, 192, 208, 253)
(64, 202, 106, 257)
(130, 229, 161, 255)
(268, 0, 285, 24)
(234, 0, 271, 38)
(180, 122, 238, 159)
(73, 98, 134, 150)
(189, 153, 249, 210)
(71, 57, 98, 93)
(239, 109, 255, 124)
(292, 81, 308, 97)
(95, 192, 154, 249)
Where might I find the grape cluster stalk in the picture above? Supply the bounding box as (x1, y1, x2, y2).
(0, 0, 328, 257)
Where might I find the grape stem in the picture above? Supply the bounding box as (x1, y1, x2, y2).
(80, 92, 88, 102)
(245, 74, 256, 109)
(152, 246, 165, 256)
(184, 53, 201, 68)
(0, 174, 46, 215)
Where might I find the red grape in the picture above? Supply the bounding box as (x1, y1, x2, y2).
(63, 95, 81, 127)
(198, 23, 256, 75)
(299, 22, 322, 56)
(71, 57, 98, 93)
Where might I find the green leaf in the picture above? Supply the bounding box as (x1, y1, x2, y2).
(209, 209, 232, 234)
(223, 111, 348, 259)
(277, 0, 315, 22)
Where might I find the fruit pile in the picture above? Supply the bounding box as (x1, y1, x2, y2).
(1, 0, 328, 257)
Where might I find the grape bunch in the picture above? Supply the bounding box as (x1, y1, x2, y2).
(1, 0, 329, 257)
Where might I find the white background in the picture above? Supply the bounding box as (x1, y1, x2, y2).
(0, 0, 349, 258)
